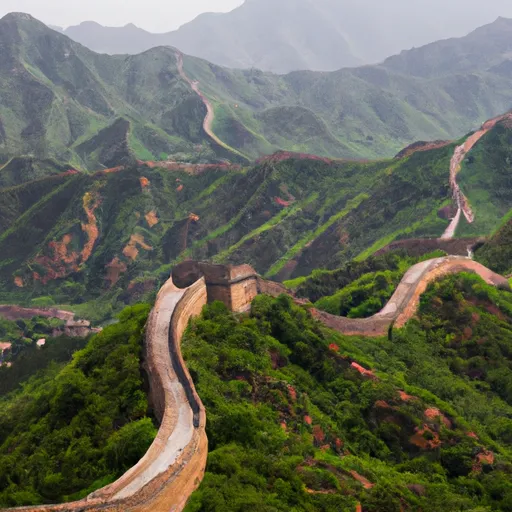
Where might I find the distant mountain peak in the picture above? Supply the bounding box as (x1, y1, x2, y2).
(1, 12, 37, 22)
(77, 20, 103, 28)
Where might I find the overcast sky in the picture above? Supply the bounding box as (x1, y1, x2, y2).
(0, 0, 244, 32)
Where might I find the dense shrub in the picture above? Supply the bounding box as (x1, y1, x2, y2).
(0, 304, 155, 506)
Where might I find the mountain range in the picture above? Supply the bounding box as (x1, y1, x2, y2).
(53, 0, 512, 73)
(2, 112, 512, 317)
(5, 12, 512, 167)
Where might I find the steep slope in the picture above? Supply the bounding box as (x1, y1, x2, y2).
(0, 305, 155, 507)
(2, 109, 512, 310)
(0, 141, 454, 309)
(0, 13, 231, 169)
(475, 215, 512, 276)
(60, 0, 512, 73)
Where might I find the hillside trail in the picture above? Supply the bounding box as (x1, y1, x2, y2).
(175, 51, 246, 160)
(442, 113, 512, 239)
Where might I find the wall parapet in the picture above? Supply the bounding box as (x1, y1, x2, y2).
(6, 277, 208, 512)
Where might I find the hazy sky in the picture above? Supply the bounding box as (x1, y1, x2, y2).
(0, 0, 244, 32)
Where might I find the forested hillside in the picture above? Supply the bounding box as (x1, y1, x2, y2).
(0, 304, 153, 507)
(182, 277, 512, 511)
(0, 146, 454, 311)
(2, 114, 512, 313)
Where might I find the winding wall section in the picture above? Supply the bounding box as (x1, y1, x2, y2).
(442, 113, 512, 239)
(175, 51, 247, 161)
(311, 256, 509, 337)
(6, 277, 208, 512)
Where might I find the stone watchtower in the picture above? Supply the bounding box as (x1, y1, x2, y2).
(172, 261, 263, 313)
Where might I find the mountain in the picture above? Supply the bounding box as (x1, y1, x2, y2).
(2, 113, 512, 315)
(60, 0, 512, 73)
(5, 12, 512, 165)
(0, 12, 235, 170)
(63, 21, 162, 56)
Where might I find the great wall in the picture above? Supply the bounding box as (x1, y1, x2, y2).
(174, 51, 247, 161)
(5, 254, 509, 512)
(442, 113, 512, 239)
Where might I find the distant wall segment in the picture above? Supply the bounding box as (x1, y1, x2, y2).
(310, 257, 509, 337)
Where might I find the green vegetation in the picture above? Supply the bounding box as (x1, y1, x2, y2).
(265, 193, 369, 278)
(0, 314, 65, 362)
(0, 334, 88, 397)
(0, 304, 155, 507)
(5, 13, 512, 167)
(313, 250, 446, 318)
(315, 270, 404, 318)
(458, 121, 512, 236)
(183, 277, 512, 511)
(476, 216, 512, 276)
(294, 250, 443, 304)
(0, 146, 456, 310)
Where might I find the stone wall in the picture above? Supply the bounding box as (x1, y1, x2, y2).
(310, 257, 510, 338)
(6, 278, 209, 512)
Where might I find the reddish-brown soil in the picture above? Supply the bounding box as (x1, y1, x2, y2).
(33, 234, 80, 284)
(350, 471, 374, 489)
(410, 425, 441, 450)
(145, 211, 159, 228)
(105, 257, 128, 288)
(122, 234, 153, 261)
(473, 450, 495, 473)
(81, 192, 101, 264)
(350, 362, 377, 379)
(275, 197, 292, 207)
